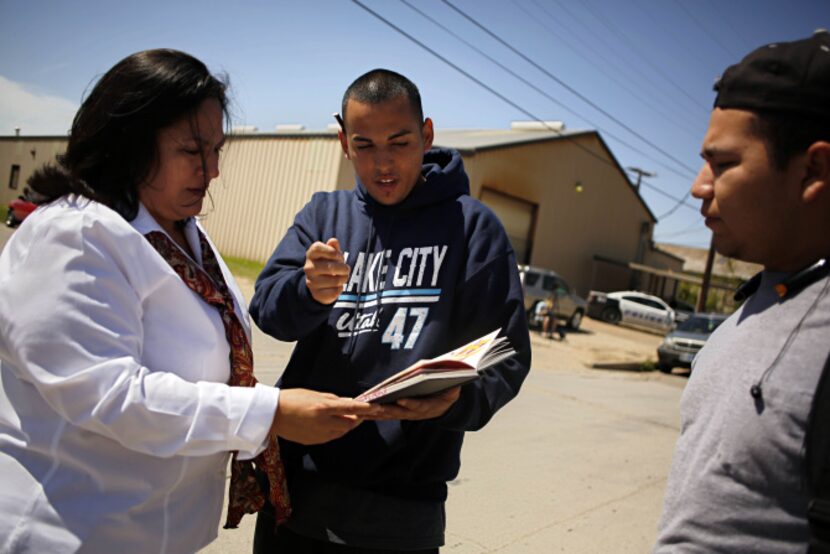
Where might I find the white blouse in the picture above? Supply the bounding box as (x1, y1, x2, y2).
(0, 196, 279, 553)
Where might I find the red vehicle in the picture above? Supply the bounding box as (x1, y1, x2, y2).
(5, 195, 37, 228)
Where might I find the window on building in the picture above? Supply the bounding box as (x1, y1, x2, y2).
(9, 165, 20, 190)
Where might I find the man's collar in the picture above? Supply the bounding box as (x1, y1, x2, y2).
(735, 258, 829, 302)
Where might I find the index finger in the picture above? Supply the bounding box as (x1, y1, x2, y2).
(326, 238, 342, 253)
(307, 241, 345, 262)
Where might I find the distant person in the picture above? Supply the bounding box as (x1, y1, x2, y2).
(249, 68, 532, 552)
(534, 297, 550, 331)
(654, 31, 830, 552)
(0, 49, 377, 553)
(539, 295, 565, 340)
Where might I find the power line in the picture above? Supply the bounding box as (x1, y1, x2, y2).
(350, 0, 698, 219)
(638, 179, 698, 212)
(705, 0, 755, 52)
(629, 0, 725, 86)
(674, 0, 742, 59)
(440, 0, 699, 178)
(348, 2, 596, 156)
(576, 0, 711, 114)
(396, 0, 697, 182)
(545, 0, 709, 124)
(657, 190, 693, 220)
(516, 0, 703, 139)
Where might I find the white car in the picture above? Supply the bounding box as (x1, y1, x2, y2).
(587, 290, 676, 334)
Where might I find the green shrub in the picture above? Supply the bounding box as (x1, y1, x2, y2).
(640, 359, 657, 372)
(222, 256, 265, 282)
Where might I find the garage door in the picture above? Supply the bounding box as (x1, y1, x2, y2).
(480, 188, 536, 264)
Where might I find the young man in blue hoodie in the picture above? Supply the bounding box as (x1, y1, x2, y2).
(250, 69, 531, 553)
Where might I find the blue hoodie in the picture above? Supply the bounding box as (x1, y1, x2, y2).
(250, 148, 531, 504)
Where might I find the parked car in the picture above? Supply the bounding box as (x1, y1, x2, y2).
(668, 298, 695, 323)
(587, 290, 675, 333)
(518, 264, 587, 330)
(5, 189, 38, 228)
(657, 312, 727, 372)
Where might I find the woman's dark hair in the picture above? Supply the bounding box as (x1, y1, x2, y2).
(29, 48, 229, 220)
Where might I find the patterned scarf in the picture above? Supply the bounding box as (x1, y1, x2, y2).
(144, 228, 291, 529)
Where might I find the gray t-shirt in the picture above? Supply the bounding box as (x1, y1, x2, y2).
(655, 270, 830, 553)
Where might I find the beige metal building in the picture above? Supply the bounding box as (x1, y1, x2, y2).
(431, 126, 675, 296)
(0, 137, 68, 206)
(1, 124, 680, 297)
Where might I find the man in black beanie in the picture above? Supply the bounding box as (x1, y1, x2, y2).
(654, 30, 830, 553)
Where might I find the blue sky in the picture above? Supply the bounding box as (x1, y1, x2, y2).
(1, 0, 827, 248)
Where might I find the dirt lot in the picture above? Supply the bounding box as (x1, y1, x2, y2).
(532, 316, 667, 370)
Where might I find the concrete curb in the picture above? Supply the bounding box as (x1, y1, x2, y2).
(587, 361, 654, 372)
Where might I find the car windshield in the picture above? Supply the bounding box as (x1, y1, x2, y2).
(677, 316, 725, 334)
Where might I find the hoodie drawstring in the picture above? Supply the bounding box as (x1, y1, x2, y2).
(346, 208, 376, 357)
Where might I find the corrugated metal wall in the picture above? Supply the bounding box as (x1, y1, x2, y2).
(201, 134, 345, 262)
(0, 138, 68, 206)
(1, 134, 662, 292)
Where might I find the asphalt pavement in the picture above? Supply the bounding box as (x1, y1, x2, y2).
(0, 225, 686, 553)
(202, 280, 686, 553)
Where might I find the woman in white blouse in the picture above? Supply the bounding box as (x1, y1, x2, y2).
(0, 49, 378, 553)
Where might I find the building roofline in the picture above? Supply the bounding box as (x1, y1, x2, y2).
(0, 135, 70, 141)
(0, 130, 657, 222)
(650, 243, 686, 264)
(442, 130, 656, 223)
(437, 129, 595, 155)
(228, 132, 338, 139)
(0, 132, 340, 141)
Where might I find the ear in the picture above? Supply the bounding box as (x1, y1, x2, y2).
(338, 128, 350, 159)
(802, 141, 830, 204)
(422, 118, 434, 152)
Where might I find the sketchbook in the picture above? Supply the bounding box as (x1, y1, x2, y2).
(355, 329, 516, 404)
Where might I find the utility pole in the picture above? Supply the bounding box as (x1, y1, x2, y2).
(697, 235, 716, 313)
(627, 166, 656, 191)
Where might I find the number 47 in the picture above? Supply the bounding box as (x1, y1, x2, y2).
(381, 307, 429, 350)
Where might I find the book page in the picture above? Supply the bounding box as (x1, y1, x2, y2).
(357, 329, 507, 401)
(427, 328, 502, 369)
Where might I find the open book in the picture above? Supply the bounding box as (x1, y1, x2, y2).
(355, 329, 516, 404)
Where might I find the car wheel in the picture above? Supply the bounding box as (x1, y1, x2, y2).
(568, 310, 583, 330)
(600, 306, 621, 324)
(657, 363, 672, 374)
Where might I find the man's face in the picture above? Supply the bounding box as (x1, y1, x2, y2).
(691, 108, 803, 267)
(339, 95, 434, 206)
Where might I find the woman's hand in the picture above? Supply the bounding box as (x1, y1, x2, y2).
(271, 388, 380, 445)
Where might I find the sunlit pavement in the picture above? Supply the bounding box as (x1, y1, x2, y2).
(202, 280, 684, 553)
(0, 226, 683, 553)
